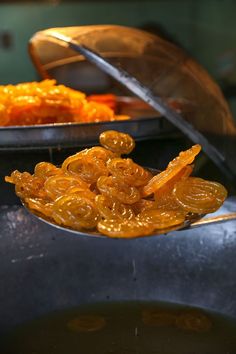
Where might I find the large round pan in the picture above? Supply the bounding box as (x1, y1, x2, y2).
(0, 197, 236, 335)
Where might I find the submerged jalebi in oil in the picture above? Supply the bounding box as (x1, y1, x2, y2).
(5, 130, 227, 238)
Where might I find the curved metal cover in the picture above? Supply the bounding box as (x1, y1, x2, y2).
(29, 25, 236, 182)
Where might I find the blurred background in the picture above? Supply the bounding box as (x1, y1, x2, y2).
(0, 0, 236, 118)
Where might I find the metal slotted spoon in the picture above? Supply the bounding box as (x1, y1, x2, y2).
(21, 198, 236, 239)
(20, 166, 236, 239)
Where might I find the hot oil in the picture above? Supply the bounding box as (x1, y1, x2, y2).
(2, 301, 236, 354)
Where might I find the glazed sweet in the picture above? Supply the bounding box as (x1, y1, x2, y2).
(5, 130, 227, 238)
(0, 80, 129, 126)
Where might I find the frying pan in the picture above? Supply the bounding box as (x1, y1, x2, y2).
(0, 196, 236, 337)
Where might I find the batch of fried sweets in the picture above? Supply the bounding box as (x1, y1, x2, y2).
(3, 80, 227, 238)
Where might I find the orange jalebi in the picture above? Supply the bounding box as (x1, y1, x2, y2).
(137, 209, 186, 230)
(0, 80, 129, 126)
(99, 130, 135, 155)
(97, 175, 141, 205)
(34, 162, 62, 180)
(52, 194, 100, 230)
(142, 145, 201, 197)
(25, 197, 53, 218)
(62, 147, 115, 185)
(5, 130, 227, 238)
(95, 194, 135, 220)
(107, 158, 152, 186)
(44, 175, 89, 200)
(97, 218, 155, 238)
(154, 165, 193, 211)
(173, 177, 227, 214)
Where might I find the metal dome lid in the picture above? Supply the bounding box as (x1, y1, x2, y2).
(29, 25, 236, 183)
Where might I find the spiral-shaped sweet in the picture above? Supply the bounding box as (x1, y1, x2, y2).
(52, 194, 100, 230)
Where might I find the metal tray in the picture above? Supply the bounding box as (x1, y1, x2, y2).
(0, 97, 179, 150)
(0, 116, 179, 150)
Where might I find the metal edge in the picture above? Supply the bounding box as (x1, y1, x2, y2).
(0, 116, 177, 150)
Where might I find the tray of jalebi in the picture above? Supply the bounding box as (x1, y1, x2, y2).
(0, 79, 186, 150)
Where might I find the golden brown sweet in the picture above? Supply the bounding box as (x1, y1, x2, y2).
(137, 209, 186, 229)
(97, 218, 155, 238)
(142, 145, 201, 196)
(97, 175, 141, 205)
(154, 165, 193, 211)
(5, 130, 227, 238)
(34, 162, 62, 179)
(44, 175, 89, 200)
(25, 198, 53, 218)
(173, 177, 228, 214)
(99, 130, 135, 155)
(107, 158, 152, 186)
(0, 80, 129, 126)
(5, 170, 45, 199)
(95, 194, 135, 220)
(62, 147, 113, 184)
(52, 194, 100, 230)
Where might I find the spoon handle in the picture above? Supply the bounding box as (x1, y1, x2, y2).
(190, 212, 236, 229)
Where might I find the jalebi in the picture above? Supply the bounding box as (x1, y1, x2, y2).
(142, 145, 201, 197)
(5, 130, 227, 238)
(99, 130, 135, 155)
(0, 80, 129, 126)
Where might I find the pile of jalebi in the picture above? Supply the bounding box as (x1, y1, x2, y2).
(0, 80, 129, 126)
(5, 130, 227, 238)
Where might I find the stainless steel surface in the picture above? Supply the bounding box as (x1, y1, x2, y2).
(0, 117, 176, 150)
(44, 31, 236, 182)
(21, 198, 235, 239)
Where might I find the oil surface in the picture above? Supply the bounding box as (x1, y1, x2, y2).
(2, 301, 236, 354)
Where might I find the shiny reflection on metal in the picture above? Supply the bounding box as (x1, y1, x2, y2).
(0, 117, 173, 151)
(190, 212, 236, 228)
(21, 200, 236, 240)
(27, 208, 105, 239)
(46, 31, 236, 182)
(0, 101, 175, 151)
